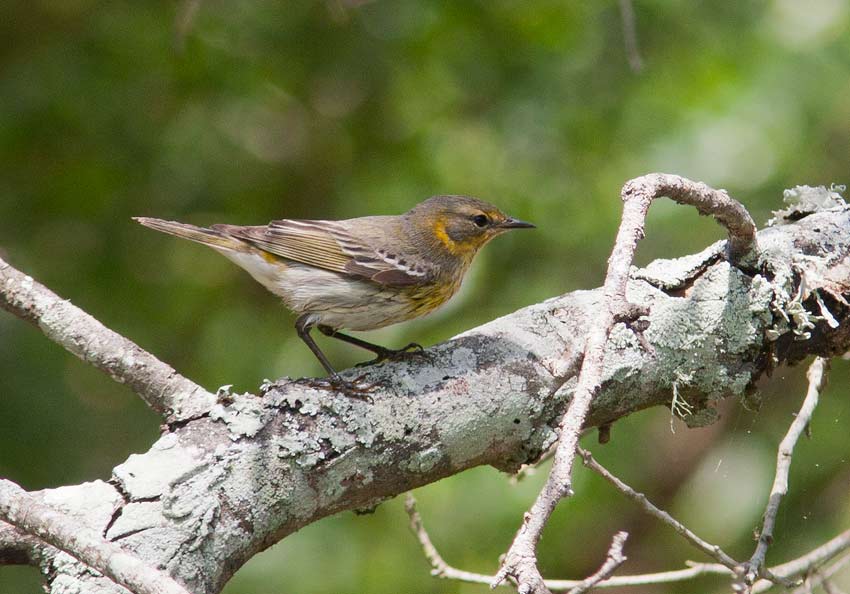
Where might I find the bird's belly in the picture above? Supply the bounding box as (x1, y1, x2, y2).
(216, 250, 458, 332)
(278, 264, 445, 331)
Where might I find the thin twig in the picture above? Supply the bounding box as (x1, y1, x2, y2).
(788, 552, 850, 594)
(758, 529, 850, 592)
(0, 255, 215, 423)
(493, 174, 759, 593)
(567, 531, 628, 594)
(404, 492, 499, 585)
(618, 0, 644, 72)
(0, 479, 191, 594)
(577, 446, 739, 569)
(405, 493, 850, 591)
(741, 357, 830, 587)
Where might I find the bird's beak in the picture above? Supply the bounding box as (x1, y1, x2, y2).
(499, 217, 536, 229)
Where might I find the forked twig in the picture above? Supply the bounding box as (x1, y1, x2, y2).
(405, 492, 850, 591)
(0, 479, 190, 594)
(493, 174, 758, 593)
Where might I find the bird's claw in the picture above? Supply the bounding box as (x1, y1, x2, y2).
(301, 374, 377, 401)
(356, 342, 430, 367)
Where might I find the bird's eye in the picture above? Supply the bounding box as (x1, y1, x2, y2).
(472, 214, 489, 228)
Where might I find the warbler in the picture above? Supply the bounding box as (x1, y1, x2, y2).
(134, 195, 534, 385)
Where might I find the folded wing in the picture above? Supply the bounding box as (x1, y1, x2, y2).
(213, 219, 432, 287)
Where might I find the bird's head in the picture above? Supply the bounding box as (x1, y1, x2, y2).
(406, 195, 535, 259)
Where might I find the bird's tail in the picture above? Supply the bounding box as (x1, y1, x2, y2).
(133, 217, 246, 252)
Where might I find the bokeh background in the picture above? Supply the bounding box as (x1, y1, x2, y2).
(2, 1, 849, 592)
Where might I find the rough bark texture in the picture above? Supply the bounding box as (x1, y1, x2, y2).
(5, 200, 850, 594)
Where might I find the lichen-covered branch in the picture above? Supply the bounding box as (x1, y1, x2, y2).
(494, 174, 760, 594)
(0, 187, 848, 594)
(0, 254, 215, 423)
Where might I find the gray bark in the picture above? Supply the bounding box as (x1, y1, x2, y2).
(5, 201, 850, 594)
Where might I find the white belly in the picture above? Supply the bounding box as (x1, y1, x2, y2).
(219, 250, 420, 331)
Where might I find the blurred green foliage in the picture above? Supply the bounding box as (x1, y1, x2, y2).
(1, 1, 849, 593)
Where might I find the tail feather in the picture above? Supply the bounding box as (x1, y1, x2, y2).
(133, 217, 245, 252)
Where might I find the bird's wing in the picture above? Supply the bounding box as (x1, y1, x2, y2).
(213, 219, 433, 287)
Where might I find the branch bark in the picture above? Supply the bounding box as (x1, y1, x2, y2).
(0, 479, 191, 594)
(1, 182, 848, 594)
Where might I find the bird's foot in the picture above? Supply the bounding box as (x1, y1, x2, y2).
(301, 373, 377, 401)
(355, 342, 429, 368)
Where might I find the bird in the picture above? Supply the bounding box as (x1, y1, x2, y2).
(134, 195, 534, 388)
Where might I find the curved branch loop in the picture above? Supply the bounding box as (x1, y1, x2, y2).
(495, 175, 759, 594)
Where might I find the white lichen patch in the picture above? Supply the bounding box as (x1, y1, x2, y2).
(113, 435, 207, 500)
(633, 241, 725, 290)
(20, 274, 34, 292)
(763, 251, 841, 342)
(209, 395, 268, 439)
(42, 481, 122, 526)
(105, 500, 163, 540)
(768, 184, 846, 226)
(450, 346, 477, 369)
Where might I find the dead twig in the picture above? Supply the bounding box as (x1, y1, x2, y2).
(405, 492, 850, 591)
(740, 356, 830, 589)
(787, 552, 850, 594)
(567, 531, 628, 594)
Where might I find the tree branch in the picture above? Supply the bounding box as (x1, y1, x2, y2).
(0, 254, 215, 423)
(494, 174, 760, 593)
(758, 530, 850, 591)
(1, 180, 848, 594)
(788, 553, 850, 594)
(0, 479, 191, 594)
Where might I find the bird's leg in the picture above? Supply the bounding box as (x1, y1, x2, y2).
(296, 316, 340, 378)
(294, 315, 374, 398)
(317, 325, 425, 367)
